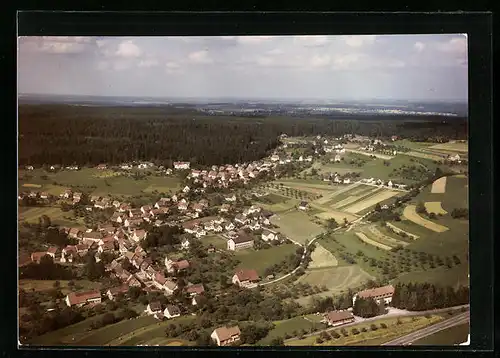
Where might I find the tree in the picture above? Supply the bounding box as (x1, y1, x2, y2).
(416, 202, 427, 214)
(374, 203, 382, 212)
(270, 336, 284, 346)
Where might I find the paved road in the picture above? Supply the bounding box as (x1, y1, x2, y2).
(382, 311, 470, 346)
(285, 305, 469, 343)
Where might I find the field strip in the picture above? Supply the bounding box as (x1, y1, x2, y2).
(277, 181, 337, 191)
(22, 183, 42, 188)
(355, 232, 392, 250)
(325, 182, 361, 198)
(402, 205, 449, 233)
(308, 244, 338, 269)
(314, 210, 358, 223)
(346, 149, 394, 160)
(343, 190, 399, 214)
(335, 187, 382, 210)
(366, 226, 409, 247)
(455, 174, 468, 179)
(386, 222, 419, 239)
(332, 196, 360, 209)
(402, 151, 444, 161)
(428, 142, 468, 153)
(424, 202, 448, 215)
(431, 176, 447, 194)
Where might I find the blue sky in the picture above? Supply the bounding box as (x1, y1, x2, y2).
(17, 34, 468, 101)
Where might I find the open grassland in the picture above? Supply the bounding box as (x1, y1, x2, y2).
(314, 210, 358, 224)
(18, 206, 85, 227)
(270, 211, 325, 244)
(385, 222, 419, 239)
(413, 322, 469, 346)
(431, 176, 447, 194)
(202, 235, 228, 250)
(342, 189, 400, 214)
(19, 279, 102, 296)
(274, 180, 336, 196)
(234, 244, 297, 276)
(414, 176, 468, 213)
(254, 193, 300, 213)
(287, 315, 444, 346)
(294, 266, 374, 306)
(355, 232, 392, 251)
(393, 263, 469, 289)
(403, 205, 449, 233)
(403, 151, 445, 161)
(393, 140, 435, 150)
(314, 183, 362, 205)
(357, 155, 435, 184)
(428, 142, 468, 153)
(424, 202, 448, 215)
(258, 317, 327, 345)
(346, 149, 394, 160)
(308, 244, 338, 269)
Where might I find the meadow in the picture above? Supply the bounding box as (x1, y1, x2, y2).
(413, 322, 469, 345)
(233, 244, 297, 276)
(270, 210, 325, 244)
(18, 206, 85, 227)
(258, 317, 327, 345)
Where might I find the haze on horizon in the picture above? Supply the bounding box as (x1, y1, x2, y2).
(18, 35, 468, 102)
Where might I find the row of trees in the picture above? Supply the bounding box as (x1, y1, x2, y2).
(391, 283, 469, 311)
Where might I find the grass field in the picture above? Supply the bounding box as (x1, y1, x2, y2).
(258, 317, 327, 345)
(393, 263, 469, 288)
(18, 206, 85, 227)
(428, 142, 468, 153)
(385, 222, 419, 239)
(355, 232, 392, 251)
(359, 225, 410, 248)
(342, 189, 400, 214)
(308, 244, 338, 269)
(286, 315, 444, 346)
(234, 244, 297, 276)
(294, 265, 374, 306)
(413, 322, 469, 345)
(346, 149, 393, 160)
(314, 210, 358, 224)
(202, 235, 228, 250)
(403, 205, 449, 233)
(403, 151, 445, 161)
(270, 210, 325, 244)
(19, 279, 102, 295)
(392, 140, 435, 150)
(414, 175, 468, 213)
(255, 193, 300, 213)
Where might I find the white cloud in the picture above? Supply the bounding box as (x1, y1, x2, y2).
(255, 56, 275, 67)
(332, 53, 363, 69)
(237, 36, 273, 45)
(310, 55, 331, 67)
(295, 35, 329, 46)
(188, 50, 213, 64)
(20, 36, 94, 54)
(344, 35, 377, 47)
(436, 37, 467, 54)
(414, 42, 425, 52)
(165, 61, 182, 74)
(138, 58, 159, 68)
(115, 40, 142, 58)
(267, 48, 284, 55)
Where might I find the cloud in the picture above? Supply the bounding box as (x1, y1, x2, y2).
(138, 58, 159, 68)
(332, 53, 363, 69)
(188, 50, 213, 64)
(267, 48, 284, 55)
(236, 36, 273, 45)
(414, 41, 425, 52)
(436, 37, 467, 54)
(165, 61, 182, 74)
(115, 40, 142, 58)
(344, 35, 377, 47)
(310, 54, 331, 67)
(295, 35, 330, 46)
(19, 36, 94, 54)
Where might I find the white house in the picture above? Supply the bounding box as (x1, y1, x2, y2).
(225, 195, 236, 202)
(225, 222, 235, 231)
(343, 178, 351, 184)
(164, 305, 181, 319)
(173, 162, 190, 170)
(261, 230, 277, 242)
(145, 301, 163, 315)
(183, 186, 191, 193)
(227, 234, 254, 251)
(210, 326, 241, 346)
(65, 290, 101, 307)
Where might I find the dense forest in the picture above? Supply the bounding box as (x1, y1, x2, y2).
(18, 105, 468, 167)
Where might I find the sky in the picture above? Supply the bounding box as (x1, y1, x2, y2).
(18, 34, 468, 101)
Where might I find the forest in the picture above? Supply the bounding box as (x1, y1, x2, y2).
(18, 104, 468, 167)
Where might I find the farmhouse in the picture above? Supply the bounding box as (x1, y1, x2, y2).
(82, 231, 103, 243)
(186, 283, 205, 296)
(261, 230, 278, 242)
(211, 326, 241, 346)
(146, 301, 163, 315)
(353, 285, 395, 305)
(174, 161, 190, 170)
(234, 214, 248, 225)
(131, 229, 147, 242)
(65, 290, 101, 307)
(322, 310, 355, 327)
(232, 269, 260, 288)
(165, 258, 190, 273)
(227, 233, 254, 251)
(298, 201, 309, 210)
(153, 273, 178, 294)
(164, 305, 181, 319)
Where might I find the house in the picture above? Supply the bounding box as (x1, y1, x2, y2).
(106, 285, 129, 301)
(225, 195, 236, 202)
(112, 200, 121, 208)
(181, 238, 190, 250)
(298, 201, 308, 211)
(131, 229, 147, 242)
(39, 192, 49, 199)
(352, 285, 395, 305)
(61, 189, 73, 199)
(225, 222, 235, 231)
(343, 178, 351, 184)
(98, 240, 116, 254)
(248, 222, 261, 231)
(219, 204, 230, 212)
(387, 180, 393, 188)
(232, 269, 260, 288)
(227, 233, 254, 251)
(322, 310, 355, 327)
(60, 245, 77, 263)
(25, 165, 34, 170)
(334, 155, 341, 163)
(165, 258, 190, 273)
(173, 161, 190, 170)
(96, 164, 107, 170)
(211, 326, 241, 346)
(270, 155, 280, 162)
(46, 247, 59, 259)
(164, 305, 181, 319)
(449, 154, 461, 162)
(391, 135, 398, 141)
(153, 273, 178, 294)
(182, 186, 191, 193)
(234, 214, 248, 225)
(186, 283, 205, 297)
(65, 290, 101, 307)
(82, 231, 103, 243)
(261, 230, 277, 242)
(31, 252, 49, 263)
(178, 201, 188, 211)
(146, 301, 163, 315)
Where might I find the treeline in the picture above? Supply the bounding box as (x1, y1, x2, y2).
(19, 105, 467, 166)
(391, 283, 469, 311)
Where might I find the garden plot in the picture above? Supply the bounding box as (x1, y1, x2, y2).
(402, 205, 449, 233)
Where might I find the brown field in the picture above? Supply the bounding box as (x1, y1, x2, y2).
(314, 183, 361, 205)
(343, 190, 399, 214)
(355, 232, 392, 250)
(402, 205, 449, 233)
(385, 222, 419, 239)
(424, 202, 448, 215)
(431, 176, 447, 194)
(22, 183, 42, 188)
(308, 244, 338, 269)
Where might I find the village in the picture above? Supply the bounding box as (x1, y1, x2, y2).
(18, 133, 469, 346)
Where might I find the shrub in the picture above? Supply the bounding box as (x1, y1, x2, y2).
(316, 337, 324, 344)
(361, 327, 368, 333)
(380, 323, 387, 329)
(351, 328, 360, 335)
(370, 324, 378, 331)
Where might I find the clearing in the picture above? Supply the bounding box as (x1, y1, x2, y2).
(308, 244, 338, 269)
(345, 149, 394, 160)
(314, 210, 358, 224)
(393, 263, 470, 289)
(431, 176, 447, 194)
(270, 210, 325, 244)
(19, 279, 102, 296)
(18, 206, 85, 227)
(403, 205, 449, 233)
(424, 202, 448, 215)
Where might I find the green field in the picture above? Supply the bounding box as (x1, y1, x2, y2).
(202, 235, 228, 250)
(392, 140, 435, 150)
(18, 206, 85, 227)
(258, 317, 327, 345)
(234, 244, 297, 276)
(19, 279, 102, 295)
(254, 193, 300, 213)
(413, 323, 469, 345)
(413, 175, 468, 212)
(270, 210, 325, 244)
(393, 263, 469, 288)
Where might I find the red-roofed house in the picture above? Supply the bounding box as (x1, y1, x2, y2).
(65, 290, 101, 307)
(186, 283, 205, 296)
(232, 269, 260, 288)
(353, 285, 395, 305)
(211, 326, 241, 346)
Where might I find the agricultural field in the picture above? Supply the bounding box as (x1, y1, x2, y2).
(345, 149, 394, 160)
(233, 244, 297, 276)
(341, 189, 400, 214)
(392, 140, 436, 150)
(414, 175, 468, 212)
(402, 151, 445, 161)
(424, 202, 448, 215)
(402, 205, 449, 233)
(413, 322, 469, 345)
(258, 317, 327, 345)
(431, 176, 447, 194)
(393, 263, 470, 289)
(308, 244, 338, 269)
(18, 206, 85, 227)
(355, 232, 392, 251)
(253, 193, 300, 213)
(428, 141, 468, 153)
(294, 265, 374, 305)
(270, 210, 325, 244)
(314, 210, 358, 224)
(286, 315, 444, 346)
(355, 225, 410, 251)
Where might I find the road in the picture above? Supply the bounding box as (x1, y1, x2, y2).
(382, 311, 470, 346)
(285, 305, 469, 343)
